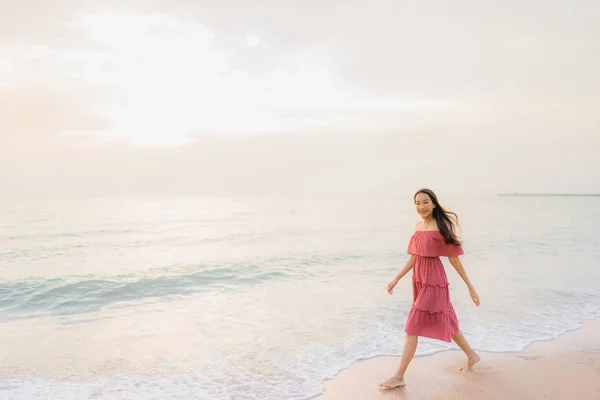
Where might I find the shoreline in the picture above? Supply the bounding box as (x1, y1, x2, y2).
(313, 318, 600, 400)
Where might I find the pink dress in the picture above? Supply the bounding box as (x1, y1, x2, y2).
(404, 230, 464, 342)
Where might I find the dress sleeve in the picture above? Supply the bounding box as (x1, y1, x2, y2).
(407, 235, 418, 255)
(439, 242, 464, 257)
(407, 232, 464, 257)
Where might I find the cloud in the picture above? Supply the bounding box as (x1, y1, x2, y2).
(0, 0, 117, 148)
(0, 0, 95, 51)
(0, 85, 111, 143)
(1, 0, 599, 197)
(146, 0, 600, 102)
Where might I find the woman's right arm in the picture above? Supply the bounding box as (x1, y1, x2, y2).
(387, 255, 415, 294)
(393, 255, 415, 282)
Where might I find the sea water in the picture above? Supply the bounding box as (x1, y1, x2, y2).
(1, 195, 599, 399)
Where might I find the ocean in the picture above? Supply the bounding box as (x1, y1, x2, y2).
(1, 195, 599, 399)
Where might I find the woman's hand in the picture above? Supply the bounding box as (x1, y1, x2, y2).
(387, 279, 399, 295)
(469, 288, 480, 307)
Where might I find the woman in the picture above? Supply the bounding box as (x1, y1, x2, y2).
(380, 188, 480, 389)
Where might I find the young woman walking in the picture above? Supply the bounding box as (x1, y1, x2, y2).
(380, 188, 480, 389)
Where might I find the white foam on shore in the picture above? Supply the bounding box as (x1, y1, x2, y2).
(3, 308, 599, 400)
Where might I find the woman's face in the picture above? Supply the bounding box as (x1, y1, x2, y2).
(414, 192, 435, 219)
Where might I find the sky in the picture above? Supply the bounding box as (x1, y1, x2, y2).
(1, 0, 599, 197)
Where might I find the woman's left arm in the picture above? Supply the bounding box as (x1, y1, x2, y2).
(448, 257, 480, 306)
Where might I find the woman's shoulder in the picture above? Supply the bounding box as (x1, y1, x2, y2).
(410, 223, 443, 243)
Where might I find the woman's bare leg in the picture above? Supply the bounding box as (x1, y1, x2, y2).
(379, 335, 418, 388)
(452, 330, 480, 371)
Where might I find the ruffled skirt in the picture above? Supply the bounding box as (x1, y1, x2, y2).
(404, 256, 459, 342)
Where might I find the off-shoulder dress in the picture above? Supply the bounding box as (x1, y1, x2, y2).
(404, 230, 464, 342)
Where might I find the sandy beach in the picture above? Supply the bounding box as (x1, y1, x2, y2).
(315, 318, 600, 400)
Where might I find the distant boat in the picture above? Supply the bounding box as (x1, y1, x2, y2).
(498, 193, 600, 197)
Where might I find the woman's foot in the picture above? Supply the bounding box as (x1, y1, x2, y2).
(379, 376, 405, 389)
(460, 353, 481, 372)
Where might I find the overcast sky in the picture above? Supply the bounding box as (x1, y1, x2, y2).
(1, 0, 599, 197)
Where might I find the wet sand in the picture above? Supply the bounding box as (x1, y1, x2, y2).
(314, 318, 600, 400)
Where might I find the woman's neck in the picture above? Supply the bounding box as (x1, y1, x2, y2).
(422, 215, 435, 225)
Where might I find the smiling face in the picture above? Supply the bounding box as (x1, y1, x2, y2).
(414, 191, 436, 219)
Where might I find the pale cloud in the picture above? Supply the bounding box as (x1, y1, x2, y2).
(1, 0, 599, 196)
(0, 0, 75, 42)
(60, 7, 449, 144)
(157, 0, 600, 100)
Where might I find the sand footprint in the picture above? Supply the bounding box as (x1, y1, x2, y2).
(519, 355, 544, 361)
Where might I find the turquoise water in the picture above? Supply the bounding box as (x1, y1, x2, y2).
(1, 195, 599, 399)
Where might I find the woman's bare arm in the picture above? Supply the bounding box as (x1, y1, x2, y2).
(387, 255, 415, 294)
(392, 255, 415, 282)
(448, 257, 474, 289)
(448, 256, 480, 306)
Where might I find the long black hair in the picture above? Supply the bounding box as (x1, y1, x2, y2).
(414, 188, 461, 246)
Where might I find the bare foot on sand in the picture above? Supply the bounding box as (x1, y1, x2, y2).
(379, 376, 406, 389)
(460, 353, 481, 372)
